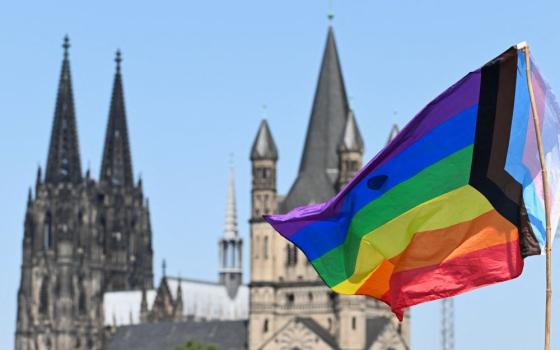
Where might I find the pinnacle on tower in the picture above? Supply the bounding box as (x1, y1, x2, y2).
(339, 109, 364, 153)
(35, 166, 42, 190)
(45, 36, 82, 184)
(387, 124, 400, 145)
(27, 187, 32, 207)
(250, 119, 278, 161)
(100, 50, 134, 187)
(223, 167, 239, 240)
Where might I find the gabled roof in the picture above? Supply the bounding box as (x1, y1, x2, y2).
(106, 320, 247, 350)
(258, 317, 339, 350)
(250, 119, 278, 161)
(297, 317, 339, 349)
(100, 50, 134, 187)
(281, 26, 352, 212)
(365, 317, 392, 349)
(45, 36, 82, 184)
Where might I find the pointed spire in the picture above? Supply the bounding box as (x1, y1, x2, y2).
(282, 26, 350, 211)
(250, 119, 278, 161)
(176, 282, 183, 301)
(35, 166, 42, 190)
(223, 166, 239, 239)
(339, 109, 364, 153)
(100, 50, 134, 187)
(140, 286, 149, 322)
(387, 124, 400, 145)
(27, 187, 33, 207)
(162, 259, 166, 278)
(173, 282, 183, 320)
(300, 26, 349, 173)
(45, 36, 82, 184)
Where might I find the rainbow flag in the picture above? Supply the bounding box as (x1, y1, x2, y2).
(264, 44, 560, 319)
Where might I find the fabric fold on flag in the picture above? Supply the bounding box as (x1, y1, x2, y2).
(264, 45, 560, 319)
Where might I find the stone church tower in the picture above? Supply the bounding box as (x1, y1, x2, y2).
(248, 25, 410, 350)
(15, 38, 153, 350)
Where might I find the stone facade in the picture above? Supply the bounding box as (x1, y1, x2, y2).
(248, 26, 410, 350)
(103, 167, 248, 334)
(15, 38, 153, 350)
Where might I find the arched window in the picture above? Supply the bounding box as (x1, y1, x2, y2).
(230, 242, 236, 268)
(263, 319, 269, 333)
(255, 195, 261, 216)
(255, 236, 260, 259)
(39, 277, 49, 315)
(352, 316, 356, 330)
(286, 293, 295, 306)
(27, 218, 35, 246)
(263, 194, 269, 214)
(43, 213, 52, 249)
(308, 292, 313, 302)
(263, 236, 269, 259)
(78, 277, 86, 314)
(100, 216, 107, 254)
(286, 245, 298, 266)
(79, 288, 87, 314)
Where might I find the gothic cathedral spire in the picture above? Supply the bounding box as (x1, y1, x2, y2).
(100, 50, 134, 187)
(219, 166, 243, 298)
(45, 36, 82, 184)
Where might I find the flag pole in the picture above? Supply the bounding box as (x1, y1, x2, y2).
(522, 43, 552, 350)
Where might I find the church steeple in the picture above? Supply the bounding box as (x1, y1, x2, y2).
(299, 26, 349, 174)
(100, 50, 134, 187)
(219, 166, 243, 298)
(45, 36, 82, 184)
(282, 25, 351, 211)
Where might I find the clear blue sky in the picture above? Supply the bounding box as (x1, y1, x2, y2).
(0, 1, 559, 349)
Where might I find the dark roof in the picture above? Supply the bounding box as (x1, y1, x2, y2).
(250, 119, 278, 161)
(45, 36, 82, 184)
(297, 317, 339, 349)
(106, 320, 247, 350)
(281, 26, 352, 212)
(339, 109, 364, 153)
(100, 50, 134, 187)
(365, 317, 392, 349)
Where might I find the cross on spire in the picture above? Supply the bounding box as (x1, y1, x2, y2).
(327, 0, 335, 22)
(115, 49, 122, 72)
(162, 259, 167, 277)
(63, 35, 70, 59)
